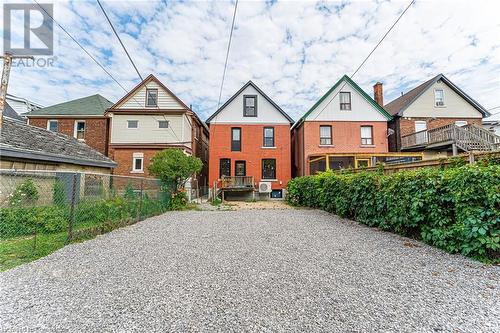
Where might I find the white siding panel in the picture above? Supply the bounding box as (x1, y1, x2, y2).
(118, 81, 185, 110)
(110, 114, 190, 147)
(306, 80, 387, 122)
(403, 81, 483, 118)
(212, 85, 290, 124)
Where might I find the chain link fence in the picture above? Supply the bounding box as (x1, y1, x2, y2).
(0, 170, 170, 256)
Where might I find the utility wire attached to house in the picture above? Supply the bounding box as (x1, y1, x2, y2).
(216, 0, 239, 110)
(97, 0, 143, 81)
(311, 0, 415, 121)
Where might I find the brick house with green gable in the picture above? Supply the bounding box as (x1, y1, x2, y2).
(25, 94, 113, 156)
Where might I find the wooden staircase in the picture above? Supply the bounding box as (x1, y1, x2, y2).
(401, 124, 500, 153)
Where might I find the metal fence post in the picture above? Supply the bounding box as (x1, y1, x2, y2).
(139, 179, 144, 220)
(67, 172, 77, 243)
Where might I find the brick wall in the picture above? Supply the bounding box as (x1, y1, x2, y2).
(108, 147, 162, 178)
(28, 117, 109, 155)
(208, 124, 291, 190)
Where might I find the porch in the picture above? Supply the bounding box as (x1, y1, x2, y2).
(401, 124, 500, 154)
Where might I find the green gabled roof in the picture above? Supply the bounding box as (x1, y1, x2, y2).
(291, 75, 392, 130)
(26, 94, 113, 116)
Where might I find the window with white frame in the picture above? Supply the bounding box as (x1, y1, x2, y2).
(360, 126, 373, 145)
(146, 89, 158, 107)
(158, 120, 169, 128)
(434, 89, 445, 106)
(455, 121, 468, 127)
(132, 153, 144, 172)
(320, 125, 332, 145)
(127, 120, 138, 129)
(74, 120, 85, 140)
(339, 92, 351, 110)
(47, 120, 58, 132)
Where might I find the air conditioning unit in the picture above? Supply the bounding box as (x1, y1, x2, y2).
(258, 182, 272, 193)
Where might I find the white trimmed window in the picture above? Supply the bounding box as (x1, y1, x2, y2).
(455, 121, 468, 127)
(74, 120, 85, 140)
(146, 89, 158, 107)
(127, 120, 138, 129)
(360, 126, 373, 145)
(320, 125, 332, 145)
(47, 120, 58, 132)
(158, 120, 169, 128)
(132, 153, 144, 172)
(339, 92, 351, 110)
(434, 89, 445, 106)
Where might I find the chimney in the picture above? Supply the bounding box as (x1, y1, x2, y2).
(373, 82, 383, 106)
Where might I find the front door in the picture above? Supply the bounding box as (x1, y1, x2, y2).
(235, 161, 246, 176)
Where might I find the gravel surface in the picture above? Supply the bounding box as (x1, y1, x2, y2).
(1, 209, 499, 332)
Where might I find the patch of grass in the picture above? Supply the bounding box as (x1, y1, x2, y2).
(0, 232, 67, 271)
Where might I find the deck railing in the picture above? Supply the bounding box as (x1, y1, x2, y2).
(401, 123, 500, 152)
(220, 176, 255, 189)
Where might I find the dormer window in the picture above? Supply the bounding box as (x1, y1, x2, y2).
(339, 92, 351, 110)
(434, 89, 444, 107)
(146, 89, 158, 107)
(243, 95, 257, 117)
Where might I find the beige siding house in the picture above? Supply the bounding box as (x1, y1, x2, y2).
(106, 74, 209, 187)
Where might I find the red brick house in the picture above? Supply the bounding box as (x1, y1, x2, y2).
(106, 74, 209, 187)
(292, 75, 396, 176)
(206, 81, 293, 199)
(383, 74, 491, 155)
(26, 94, 113, 156)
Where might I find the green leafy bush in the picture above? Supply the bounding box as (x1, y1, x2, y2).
(287, 164, 500, 263)
(9, 179, 39, 207)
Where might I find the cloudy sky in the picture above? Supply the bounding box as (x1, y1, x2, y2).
(2, 0, 500, 120)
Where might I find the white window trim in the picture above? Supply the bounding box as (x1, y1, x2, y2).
(127, 120, 139, 129)
(132, 153, 144, 173)
(434, 89, 445, 107)
(73, 120, 86, 141)
(47, 120, 58, 131)
(414, 121, 427, 132)
(455, 121, 468, 127)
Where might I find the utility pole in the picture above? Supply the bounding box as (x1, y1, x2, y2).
(0, 52, 34, 129)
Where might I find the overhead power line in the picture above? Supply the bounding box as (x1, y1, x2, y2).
(33, 0, 129, 93)
(216, 0, 239, 109)
(33, 0, 182, 142)
(97, 0, 143, 81)
(312, 0, 415, 120)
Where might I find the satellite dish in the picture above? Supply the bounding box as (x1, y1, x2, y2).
(387, 128, 395, 137)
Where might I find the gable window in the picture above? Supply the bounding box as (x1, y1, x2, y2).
(262, 159, 276, 180)
(434, 89, 445, 106)
(74, 120, 85, 140)
(146, 89, 158, 107)
(132, 153, 144, 172)
(127, 120, 138, 129)
(231, 127, 241, 151)
(47, 120, 58, 132)
(340, 92, 351, 110)
(219, 158, 231, 178)
(243, 95, 257, 117)
(158, 120, 169, 128)
(360, 126, 373, 145)
(263, 127, 275, 147)
(320, 125, 332, 145)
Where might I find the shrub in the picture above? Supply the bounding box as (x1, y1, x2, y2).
(9, 179, 39, 207)
(287, 164, 500, 263)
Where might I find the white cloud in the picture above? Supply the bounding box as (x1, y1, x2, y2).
(2, 0, 499, 120)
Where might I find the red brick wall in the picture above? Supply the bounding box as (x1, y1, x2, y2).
(208, 124, 291, 190)
(108, 147, 162, 178)
(399, 117, 482, 137)
(28, 117, 109, 155)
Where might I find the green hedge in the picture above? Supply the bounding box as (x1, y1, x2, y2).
(287, 164, 500, 263)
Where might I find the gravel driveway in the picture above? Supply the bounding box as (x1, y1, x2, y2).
(1, 209, 499, 332)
